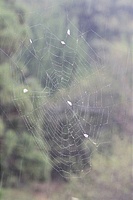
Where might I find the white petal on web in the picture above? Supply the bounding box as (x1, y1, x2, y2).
(84, 134, 88, 138)
(23, 88, 28, 93)
(67, 29, 70, 35)
(61, 40, 65, 45)
(30, 39, 32, 44)
(67, 100, 72, 106)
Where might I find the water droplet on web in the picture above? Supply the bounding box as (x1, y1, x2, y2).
(30, 39, 32, 44)
(23, 88, 28, 93)
(61, 41, 65, 45)
(67, 100, 72, 106)
(84, 134, 88, 138)
(67, 29, 70, 35)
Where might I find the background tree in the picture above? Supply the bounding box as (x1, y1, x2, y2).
(0, 0, 50, 186)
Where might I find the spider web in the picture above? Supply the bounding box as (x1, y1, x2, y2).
(9, 5, 115, 178)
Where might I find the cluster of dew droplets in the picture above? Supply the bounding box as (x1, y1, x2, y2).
(61, 29, 71, 45)
(66, 99, 98, 148)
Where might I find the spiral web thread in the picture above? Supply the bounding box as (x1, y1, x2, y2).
(9, 7, 115, 178)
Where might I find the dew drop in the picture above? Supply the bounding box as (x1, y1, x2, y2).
(61, 41, 65, 45)
(30, 39, 32, 44)
(67, 29, 70, 35)
(23, 88, 28, 93)
(84, 134, 88, 138)
(67, 100, 72, 106)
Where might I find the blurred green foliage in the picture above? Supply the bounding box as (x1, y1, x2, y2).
(51, 136, 132, 200)
(0, 0, 28, 64)
(2, 136, 132, 200)
(0, 0, 51, 187)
